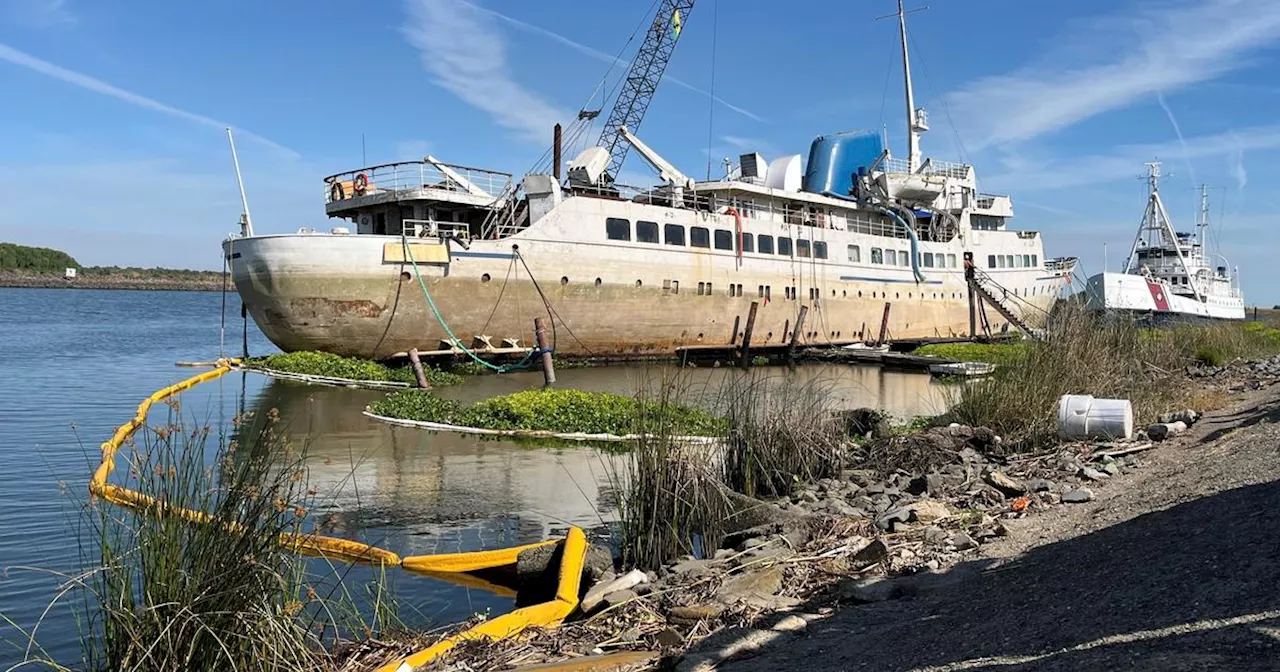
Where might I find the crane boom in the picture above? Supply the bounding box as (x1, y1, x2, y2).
(596, 0, 695, 182)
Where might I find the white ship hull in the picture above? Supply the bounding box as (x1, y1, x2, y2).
(226, 194, 1067, 359)
(1084, 272, 1245, 321)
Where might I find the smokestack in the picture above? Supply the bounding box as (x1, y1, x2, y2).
(553, 123, 563, 181)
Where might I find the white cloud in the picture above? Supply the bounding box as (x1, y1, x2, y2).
(1, 0, 74, 27)
(402, 0, 568, 145)
(1229, 141, 1248, 193)
(0, 42, 297, 158)
(984, 125, 1280, 193)
(947, 0, 1280, 149)
(462, 0, 765, 123)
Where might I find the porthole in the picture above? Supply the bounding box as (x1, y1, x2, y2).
(561, 276, 569, 285)
(481, 273, 491, 283)
(766, 331, 774, 340)
(635, 279, 643, 287)
(842, 290, 847, 297)
(400, 271, 411, 281)
(595, 277, 602, 287)
(697, 332, 704, 340)
(858, 291, 862, 298)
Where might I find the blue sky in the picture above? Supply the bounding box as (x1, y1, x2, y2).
(2, 0, 1279, 303)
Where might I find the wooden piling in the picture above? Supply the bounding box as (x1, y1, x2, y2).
(787, 305, 809, 365)
(739, 301, 759, 368)
(730, 315, 741, 345)
(534, 316, 556, 386)
(964, 252, 977, 338)
(876, 302, 892, 346)
(407, 348, 431, 389)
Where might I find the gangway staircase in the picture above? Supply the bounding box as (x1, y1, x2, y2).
(963, 253, 1040, 340)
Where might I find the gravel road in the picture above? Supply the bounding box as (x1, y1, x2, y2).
(721, 385, 1280, 671)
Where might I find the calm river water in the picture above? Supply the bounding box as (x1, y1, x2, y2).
(0, 288, 951, 666)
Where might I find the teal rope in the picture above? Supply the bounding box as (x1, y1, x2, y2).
(403, 238, 538, 373)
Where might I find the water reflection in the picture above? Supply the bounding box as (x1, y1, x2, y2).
(238, 362, 951, 628)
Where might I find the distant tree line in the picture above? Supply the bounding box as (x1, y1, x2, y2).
(0, 243, 80, 272)
(0, 242, 218, 278)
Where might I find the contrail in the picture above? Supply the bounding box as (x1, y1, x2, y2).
(1156, 90, 1197, 188)
(463, 1, 766, 123)
(0, 43, 299, 159)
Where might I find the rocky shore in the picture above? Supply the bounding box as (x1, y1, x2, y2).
(375, 355, 1280, 672)
(0, 270, 225, 291)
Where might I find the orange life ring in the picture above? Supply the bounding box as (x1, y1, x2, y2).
(354, 172, 369, 194)
(329, 181, 345, 201)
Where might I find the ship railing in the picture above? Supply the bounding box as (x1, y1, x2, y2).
(324, 161, 513, 204)
(880, 157, 973, 179)
(403, 218, 471, 241)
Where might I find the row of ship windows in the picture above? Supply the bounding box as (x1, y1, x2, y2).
(475, 272, 1054, 299)
(606, 218, 977, 271)
(605, 218, 831, 259)
(988, 254, 1038, 269)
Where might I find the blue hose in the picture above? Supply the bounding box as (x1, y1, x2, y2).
(822, 190, 926, 283)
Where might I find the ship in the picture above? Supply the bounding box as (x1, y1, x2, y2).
(223, 1, 1076, 360)
(1084, 162, 1244, 321)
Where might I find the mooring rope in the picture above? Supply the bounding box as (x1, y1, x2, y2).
(402, 237, 538, 373)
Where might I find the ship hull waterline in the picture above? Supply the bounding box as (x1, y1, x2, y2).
(226, 233, 1058, 360)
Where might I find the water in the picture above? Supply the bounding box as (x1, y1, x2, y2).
(0, 288, 950, 667)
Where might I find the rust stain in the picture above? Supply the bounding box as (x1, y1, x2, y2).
(289, 297, 386, 319)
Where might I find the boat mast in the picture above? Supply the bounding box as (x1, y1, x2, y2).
(896, 0, 927, 172)
(1197, 183, 1210, 250)
(1125, 162, 1204, 301)
(226, 128, 254, 237)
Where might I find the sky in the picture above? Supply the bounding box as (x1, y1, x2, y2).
(1, 0, 1279, 303)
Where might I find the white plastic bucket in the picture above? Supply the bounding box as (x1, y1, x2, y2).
(1058, 394, 1134, 440)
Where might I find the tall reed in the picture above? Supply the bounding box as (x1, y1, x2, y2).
(78, 407, 387, 671)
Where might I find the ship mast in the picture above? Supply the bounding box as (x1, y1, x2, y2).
(1197, 183, 1210, 250)
(896, 0, 928, 172)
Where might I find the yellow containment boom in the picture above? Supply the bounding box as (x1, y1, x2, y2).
(92, 359, 594, 671)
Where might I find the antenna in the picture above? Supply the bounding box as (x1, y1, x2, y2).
(226, 128, 254, 238)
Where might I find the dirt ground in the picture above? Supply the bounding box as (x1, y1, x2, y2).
(720, 384, 1280, 671)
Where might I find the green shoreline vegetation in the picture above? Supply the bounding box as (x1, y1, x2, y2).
(1, 242, 224, 290)
(370, 387, 727, 436)
(249, 351, 462, 387)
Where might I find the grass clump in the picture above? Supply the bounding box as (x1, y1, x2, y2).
(914, 341, 1028, 367)
(370, 388, 727, 436)
(251, 350, 461, 387)
(945, 304, 1280, 448)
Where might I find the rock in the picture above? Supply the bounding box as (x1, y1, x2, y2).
(1147, 421, 1188, 441)
(840, 469, 877, 487)
(796, 490, 819, 504)
(716, 566, 784, 605)
(1078, 466, 1110, 481)
(516, 539, 614, 601)
(852, 538, 891, 565)
(738, 536, 771, 552)
(771, 615, 808, 633)
(983, 470, 1027, 496)
(923, 526, 949, 546)
(670, 557, 719, 578)
(1159, 409, 1199, 425)
(875, 506, 912, 531)
(1101, 462, 1121, 477)
(909, 498, 952, 523)
(735, 545, 794, 566)
(826, 498, 860, 517)
(721, 520, 816, 552)
(1025, 478, 1055, 493)
(668, 604, 724, 624)
(1063, 488, 1095, 503)
(655, 627, 685, 648)
(904, 474, 929, 496)
(601, 588, 638, 610)
(947, 533, 979, 551)
(839, 577, 901, 603)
